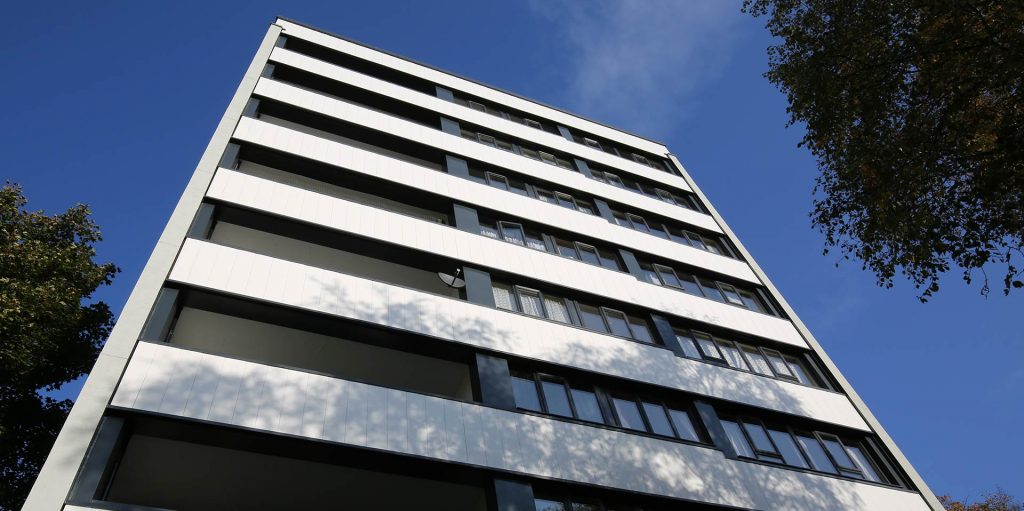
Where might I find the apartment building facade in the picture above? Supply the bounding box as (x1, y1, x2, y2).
(24, 18, 942, 511)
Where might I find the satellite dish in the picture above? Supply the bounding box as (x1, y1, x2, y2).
(437, 268, 466, 288)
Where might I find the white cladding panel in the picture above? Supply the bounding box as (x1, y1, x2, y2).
(206, 168, 792, 343)
(231, 117, 741, 282)
(268, 47, 684, 188)
(168, 239, 865, 430)
(251, 78, 714, 228)
(114, 342, 928, 511)
(275, 19, 671, 158)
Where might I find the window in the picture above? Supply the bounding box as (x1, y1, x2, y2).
(769, 429, 809, 468)
(555, 157, 575, 170)
(602, 308, 633, 338)
(717, 340, 750, 370)
(722, 420, 755, 458)
(626, 214, 650, 233)
(741, 344, 774, 376)
(612, 398, 646, 431)
(496, 139, 515, 152)
(677, 273, 704, 296)
(555, 238, 579, 259)
(785, 355, 816, 386)
(536, 188, 556, 204)
(598, 248, 621, 270)
(762, 348, 797, 380)
(577, 304, 607, 332)
(819, 433, 862, 475)
(525, 118, 543, 130)
(534, 499, 564, 511)
(583, 137, 602, 150)
(512, 376, 542, 411)
(575, 200, 595, 215)
(738, 289, 767, 313)
(632, 153, 652, 166)
(477, 133, 497, 148)
(539, 151, 558, 166)
(640, 264, 660, 285)
(642, 402, 675, 436)
(605, 173, 625, 188)
(498, 222, 525, 245)
(576, 243, 601, 265)
(669, 409, 700, 442)
(468, 100, 487, 112)
(718, 283, 746, 306)
(544, 295, 571, 324)
(570, 388, 605, 423)
(480, 222, 499, 239)
(493, 283, 516, 311)
(653, 264, 682, 289)
(656, 189, 677, 205)
(555, 192, 577, 210)
(525, 230, 547, 251)
(697, 277, 725, 301)
(685, 231, 708, 251)
(627, 316, 654, 344)
(521, 147, 541, 160)
(694, 332, 725, 362)
(517, 288, 545, 318)
(675, 330, 702, 359)
(796, 433, 839, 474)
(846, 443, 883, 482)
(742, 419, 782, 459)
(541, 380, 573, 417)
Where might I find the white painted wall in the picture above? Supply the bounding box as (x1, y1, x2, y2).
(114, 342, 930, 511)
(252, 77, 715, 228)
(231, 118, 754, 286)
(268, 46, 683, 190)
(169, 239, 866, 430)
(275, 19, 671, 158)
(207, 168, 794, 343)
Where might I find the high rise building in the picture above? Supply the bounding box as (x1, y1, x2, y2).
(25, 18, 942, 511)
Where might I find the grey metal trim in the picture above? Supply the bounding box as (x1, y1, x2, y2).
(617, 249, 644, 281)
(665, 153, 943, 510)
(186, 203, 216, 240)
(435, 85, 455, 102)
(573, 158, 594, 179)
(463, 266, 495, 308)
(444, 154, 470, 178)
(593, 198, 615, 224)
(440, 116, 461, 136)
(452, 203, 480, 235)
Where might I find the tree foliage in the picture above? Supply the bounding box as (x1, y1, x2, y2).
(940, 488, 1023, 511)
(744, 0, 1024, 300)
(0, 183, 118, 510)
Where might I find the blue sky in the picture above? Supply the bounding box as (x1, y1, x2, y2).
(3, 0, 1020, 501)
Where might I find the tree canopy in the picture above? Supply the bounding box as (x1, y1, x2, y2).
(940, 488, 1022, 511)
(0, 183, 118, 510)
(744, 0, 1024, 300)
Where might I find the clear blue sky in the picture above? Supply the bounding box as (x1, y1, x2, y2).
(3, 1, 1020, 502)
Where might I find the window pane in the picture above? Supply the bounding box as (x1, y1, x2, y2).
(656, 189, 677, 204)
(535, 498, 565, 511)
(598, 249, 622, 270)
(741, 344, 773, 375)
(500, 223, 525, 245)
(540, 152, 558, 165)
(704, 237, 724, 255)
(655, 266, 682, 288)
(570, 503, 600, 511)
(628, 215, 650, 233)
(570, 389, 604, 423)
(763, 349, 795, 378)
(556, 193, 576, 209)
(738, 290, 767, 313)
(544, 296, 571, 324)
(796, 435, 837, 473)
(612, 212, 630, 227)
(642, 402, 674, 436)
(668, 409, 700, 441)
(512, 377, 541, 411)
(577, 244, 601, 265)
(521, 147, 541, 160)
(487, 172, 509, 190)
(584, 137, 602, 149)
(675, 331, 702, 359)
(525, 118, 543, 130)
(493, 284, 516, 311)
(525, 232, 547, 251)
(556, 239, 578, 259)
(641, 267, 661, 285)
(650, 224, 670, 239)
(846, 444, 883, 482)
(541, 381, 573, 417)
(555, 158, 575, 170)
(517, 289, 544, 318)
(576, 200, 595, 215)
(717, 340, 750, 370)
(785, 355, 816, 386)
(698, 278, 725, 301)
(694, 333, 723, 361)
(612, 398, 646, 431)
(537, 189, 557, 204)
(722, 420, 755, 458)
(627, 316, 654, 343)
(603, 309, 632, 338)
(820, 435, 858, 470)
(685, 231, 707, 250)
(606, 174, 625, 188)
(509, 179, 529, 196)
(742, 421, 779, 455)
(678, 273, 704, 296)
(577, 304, 608, 332)
(478, 134, 497, 147)
(480, 223, 499, 239)
(468, 100, 486, 111)
(719, 284, 746, 306)
(496, 139, 514, 152)
(769, 429, 809, 468)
